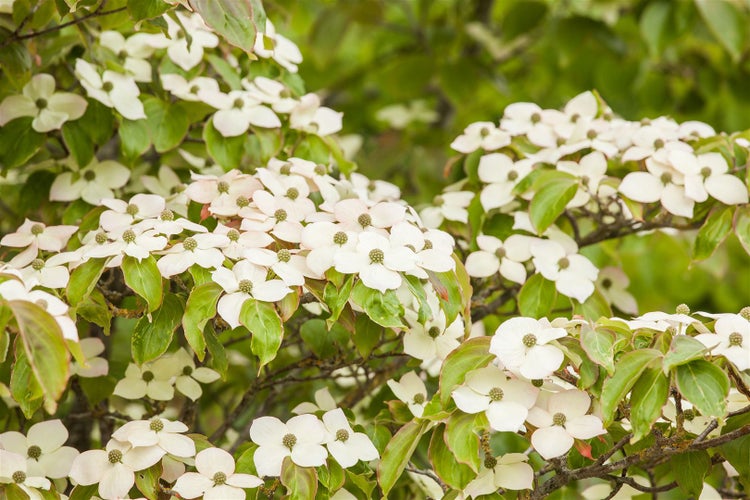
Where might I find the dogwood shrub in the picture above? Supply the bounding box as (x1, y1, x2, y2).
(0, 1, 749, 499)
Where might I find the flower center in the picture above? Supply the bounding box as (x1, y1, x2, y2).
(27, 445, 42, 459)
(412, 393, 425, 405)
(84, 170, 97, 181)
(580, 175, 590, 187)
(118, 49, 128, 58)
(335, 429, 349, 442)
(239, 279, 253, 294)
(108, 449, 123, 463)
(489, 387, 504, 402)
(233, 98, 244, 109)
(95, 232, 108, 244)
(601, 278, 612, 289)
(700, 166, 712, 178)
(333, 231, 348, 245)
(31, 259, 45, 271)
(12, 471, 26, 483)
(286, 187, 299, 200)
(522, 333, 537, 347)
(479, 127, 490, 138)
(282, 433, 297, 449)
(149, 417, 164, 432)
(142, 370, 155, 382)
(740, 306, 750, 320)
(35, 98, 48, 110)
(126, 203, 139, 216)
(428, 326, 441, 338)
(531, 379, 544, 387)
(728, 332, 743, 347)
(30, 223, 45, 235)
(494, 247, 506, 259)
(357, 213, 372, 228)
(235, 195, 249, 208)
(369, 248, 384, 264)
(160, 209, 174, 221)
(423, 239, 433, 249)
(217, 181, 230, 194)
(530, 112, 541, 124)
(122, 229, 136, 243)
(274, 209, 288, 222)
(570, 113, 580, 123)
(314, 164, 327, 175)
(213, 472, 227, 485)
(557, 257, 570, 270)
(653, 138, 665, 149)
(102, 81, 114, 92)
(277, 249, 291, 263)
(279, 163, 292, 175)
(433, 195, 444, 206)
(227, 229, 240, 242)
(183, 365, 193, 376)
(683, 409, 696, 421)
(675, 303, 690, 315)
(660, 172, 672, 185)
(183, 237, 197, 251)
(507, 170, 519, 181)
(189, 84, 200, 94)
(586, 129, 597, 140)
(552, 412, 566, 426)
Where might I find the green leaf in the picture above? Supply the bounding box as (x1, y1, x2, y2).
(350, 281, 404, 328)
(67, 258, 106, 307)
(7, 300, 70, 413)
(695, 0, 746, 62)
(131, 293, 184, 365)
(127, 0, 171, 20)
(580, 325, 616, 375)
(662, 335, 707, 374)
(528, 172, 578, 234)
(439, 336, 494, 406)
(353, 315, 382, 358)
(143, 97, 189, 153)
(2, 483, 32, 500)
(324, 274, 354, 327)
(517, 274, 557, 318)
(429, 425, 475, 489)
(428, 269, 465, 325)
(204, 324, 228, 377)
(640, 1, 672, 56)
(404, 275, 433, 324)
(573, 289, 612, 321)
(62, 120, 95, 167)
(190, 0, 266, 53)
(121, 255, 163, 312)
(280, 457, 318, 500)
(377, 421, 426, 496)
(693, 206, 733, 261)
(670, 450, 711, 498)
(134, 461, 163, 500)
(119, 118, 151, 160)
(444, 411, 482, 471)
(10, 348, 44, 418)
(600, 349, 662, 425)
(0, 118, 45, 169)
(629, 366, 669, 442)
(68, 484, 99, 500)
(0, 42, 31, 89)
(317, 458, 345, 493)
(240, 298, 283, 369)
(675, 359, 729, 417)
(300, 319, 339, 359)
(204, 118, 244, 169)
(733, 205, 750, 255)
(182, 281, 222, 359)
(79, 100, 114, 145)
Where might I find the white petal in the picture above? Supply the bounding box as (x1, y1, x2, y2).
(531, 426, 574, 460)
(705, 175, 749, 205)
(98, 463, 135, 500)
(452, 386, 490, 414)
(618, 172, 662, 203)
(173, 472, 213, 499)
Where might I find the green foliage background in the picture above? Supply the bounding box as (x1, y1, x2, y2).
(269, 0, 750, 314)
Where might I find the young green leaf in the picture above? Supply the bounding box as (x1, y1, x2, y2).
(629, 366, 669, 442)
(122, 255, 163, 312)
(131, 293, 184, 365)
(600, 349, 662, 425)
(280, 457, 318, 500)
(518, 273, 557, 318)
(693, 206, 733, 261)
(675, 359, 729, 417)
(377, 421, 427, 496)
(528, 172, 578, 234)
(429, 425, 475, 489)
(439, 336, 494, 406)
(182, 281, 223, 359)
(240, 298, 283, 369)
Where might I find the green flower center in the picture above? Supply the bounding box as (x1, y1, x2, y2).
(274, 209, 288, 222)
(217, 181, 230, 194)
(412, 393, 425, 405)
(683, 409, 696, 421)
(333, 231, 348, 245)
(653, 138, 665, 149)
(552, 413, 566, 426)
(480, 127, 490, 138)
(108, 449, 123, 463)
(149, 417, 164, 432)
(102, 81, 114, 92)
(236, 196, 249, 208)
(581, 175, 590, 186)
(189, 85, 200, 94)
(601, 278, 612, 289)
(433, 195, 444, 206)
(227, 229, 240, 242)
(675, 304, 690, 315)
(118, 49, 128, 58)
(423, 239, 433, 250)
(126, 203, 139, 216)
(233, 98, 244, 109)
(484, 456, 497, 469)
(213, 472, 227, 485)
(95, 232, 107, 244)
(277, 249, 291, 263)
(369, 248, 384, 264)
(84, 170, 96, 181)
(31, 259, 45, 271)
(282, 433, 297, 449)
(728, 332, 743, 347)
(507, 170, 519, 181)
(182, 365, 193, 376)
(358, 213, 372, 228)
(586, 129, 597, 140)
(30, 223, 45, 235)
(558, 257, 570, 270)
(279, 163, 292, 175)
(122, 229, 136, 243)
(183, 237, 197, 251)
(335, 429, 349, 442)
(142, 370, 155, 382)
(740, 307, 750, 320)
(522, 333, 537, 347)
(12, 471, 26, 483)
(570, 113, 580, 123)
(286, 187, 299, 200)
(35, 98, 48, 110)
(314, 164, 327, 176)
(428, 326, 441, 338)
(27, 445, 42, 459)
(489, 387, 504, 402)
(532, 379, 544, 387)
(660, 172, 672, 185)
(160, 209, 174, 221)
(530, 112, 541, 124)
(494, 247, 506, 259)
(239, 279, 253, 294)
(700, 166, 712, 178)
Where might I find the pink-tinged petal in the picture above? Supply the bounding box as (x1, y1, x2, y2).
(204, 484, 246, 500)
(28, 419, 68, 452)
(531, 426, 574, 460)
(290, 443, 327, 467)
(519, 345, 564, 379)
(69, 450, 109, 485)
(494, 461, 534, 490)
(486, 401, 529, 432)
(158, 432, 195, 457)
(250, 416, 288, 447)
(705, 175, 749, 205)
(661, 184, 694, 218)
(173, 472, 213, 498)
(465, 251, 499, 278)
(566, 415, 606, 440)
(452, 386, 490, 414)
(254, 444, 288, 477)
(196, 447, 236, 477)
(618, 172, 662, 203)
(38, 446, 79, 478)
(99, 463, 135, 500)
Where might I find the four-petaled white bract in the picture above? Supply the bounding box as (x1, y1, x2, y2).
(249, 414, 328, 477)
(173, 447, 263, 499)
(490, 317, 567, 379)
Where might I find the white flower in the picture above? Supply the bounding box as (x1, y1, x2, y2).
(85, 224, 167, 262)
(100, 31, 158, 82)
(300, 221, 359, 276)
(156, 232, 230, 278)
(490, 317, 567, 379)
(477, 154, 534, 211)
(463, 453, 534, 498)
(389, 222, 455, 277)
(242, 76, 298, 113)
(0, 279, 78, 341)
(240, 190, 310, 243)
(403, 304, 463, 364)
(16, 252, 75, 289)
(244, 247, 311, 286)
(0, 219, 78, 267)
(69, 438, 164, 500)
(161, 73, 220, 102)
(292, 387, 338, 414)
(0, 420, 79, 479)
(419, 190, 474, 228)
(253, 20, 303, 73)
(386, 371, 428, 417)
(531, 239, 598, 303)
(675, 150, 749, 205)
(526, 389, 606, 459)
(451, 122, 511, 154)
(99, 194, 166, 232)
(596, 266, 637, 315)
(50, 158, 131, 206)
(451, 365, 539, 432)
(249, 414, 328, 477)
(621, 124, 690, 162)
(333, 199, 406, 233)
(694, 314, 750, 370)
(112, 417, 195, 458)
(171, 348, 220, 401)
(0, 449, 51, 499)
(556, 151, 608, 208)
(375, 100, 438, 129)
(465, 234, 533, 284)
(290, 93, 343, 136)
(113, 357, 180, 401)
(0, 73, 87, 132)
(161, 12, 219, 71)
(71, 337, 109, 378)
(212, 260, 292, 329)
(74, 59, 145, 120)
(334, 231, 417, 293)
(200, 88, 281, 137)
(173, 448, 263, 499)
(322, 408, 379, 468)
(184, 169, 262, 208)
(618, 152, 694, 218)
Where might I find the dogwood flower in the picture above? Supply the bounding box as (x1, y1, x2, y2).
(419, 190, 475, 228)
(99, 194, 166, 232)
(0, 73, 87, 132)
(490, 317, 567, 379)
(85, 224, 168, 262)
(477, 154, 534, 211)
(675, 150, 749, 205)
(0, 279, 78, 341)
(596, 266, 637, 315)
(292, 387, 338, 414)
(71, 337, 109, 378)
(74, 59, 145, 120)
(290, 93, 343, 136)
(0, 219, 78, 267)
(200, 88, 281, 137)
(243, 76, 298, 113)
(300, 221, 359, 276)
(333, 199, 406, 233)
(161, 73, 220, 102)
(556, 151, 608, 207)
(527, 389, 606, 459)
(171, 348, 220, 401)
(451, 365, 539, 432)
(100, 31, 158, 82)
(16, 253, 75, 289)
(50, 158, 131, 206)
(694, 313, 750, 370)
(451, 122, 511, 153)
(387, 371, 428, 417)
(463, 453, 534, 497)
(173, 448, 263, 499)
(322, 408, 379, 468)
(403, 291, 463, 363)
(0, 419, 79, 479)
(465, 234, 533, 283)
(531, 239, 598, 303)
(253, 20, 304, 73)
(69, 438, 164, 500)
(161, 11, 219, 70)
(156, 232, 230, 277)
(0, 449, 51, 499)
(618, 152, 694, 218)
(113, 357, 180, 401)
(250, 414, 328, 477)
(334, 231, 417, 292)
(112, 417, 195, 458)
